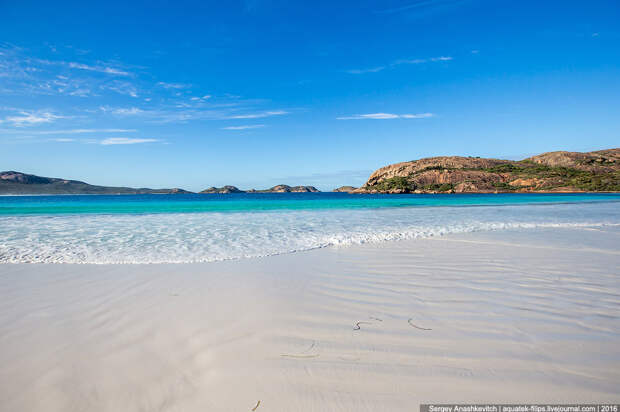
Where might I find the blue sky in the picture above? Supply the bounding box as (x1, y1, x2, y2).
(1, 0, 619, 191)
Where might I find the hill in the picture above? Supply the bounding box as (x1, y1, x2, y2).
(349, 148, 620, 193)
(0, 171, 193, 195)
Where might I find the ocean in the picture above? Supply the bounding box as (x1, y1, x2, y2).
(1, 193, 619, 264)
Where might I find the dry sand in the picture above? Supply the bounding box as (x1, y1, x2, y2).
(0, 226, 619, 411)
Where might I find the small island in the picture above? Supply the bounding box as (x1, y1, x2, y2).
(200, 184, 319, 194)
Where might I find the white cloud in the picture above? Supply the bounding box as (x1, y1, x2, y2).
(100, 137, 158, 145)
(348, 56, 453, 74)
(222, 124, 265, 130)
(376, 0, 469, 15)
(188, 94, 211, 102)
(346, 66, 386, 74)
(101, 80, 139, 97)
(52, 138, 75, 142)
(400, 113, 434, 118)
(227, 110, 287, 119)
(68, 88, 92, 97)
(103, 107, 144, 116)
(1, 111, 65, 126)
(68, 62, 130, 76)
(0, 128, 136, 135)
(393, 56, 452, 65)
(337, 112, 433, 120)
(157, 81, 191, 89)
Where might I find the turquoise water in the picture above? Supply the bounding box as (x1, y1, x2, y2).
(1, 192, 619, 215)
(1, 193, 619, 263)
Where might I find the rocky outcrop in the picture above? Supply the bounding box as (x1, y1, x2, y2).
(525, 148, 619, 172)
(364, 156, 508, 187)
(0, 171, 193, 195)
(353, 149, 620, 194)
(200, 185, 244, 194)
(199, 184, 320, 193)
(333, 186, 358, 193)
(247, 185, 320, 193)
(267, 184, 319, 193)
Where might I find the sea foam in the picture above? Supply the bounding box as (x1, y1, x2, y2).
(1, 201, 619, 264)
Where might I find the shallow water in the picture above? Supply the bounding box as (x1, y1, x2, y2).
(1, 192, 619, 215)
(1, 193, 618, 263)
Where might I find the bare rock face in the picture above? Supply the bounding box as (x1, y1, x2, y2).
(355, 149, 620, 194)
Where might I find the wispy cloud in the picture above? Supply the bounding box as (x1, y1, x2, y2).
(51, 138, 76, 142)
(100, 137, 158, 145)
(67, 62, 130, 76)
(376, 0, 469, 15)
(102, 106, 144, 116)
(347, 56, 452, 75)
(101, 80, 139, 97)
(1, 44, 292, 130)
(0, 44, 140, 97)
(0, 110, 66, 126)
(221, 124, 265, 130)
(227, 110, 287, 119)
(98, 105, 224, 123)
(157, 81, 191, 89)
(346, 66, 386, 74)
(393, 56, 452, 65)
(190, 94, 211, 101)
(337, 112, 433, 120)
(1, 128, 136, 135)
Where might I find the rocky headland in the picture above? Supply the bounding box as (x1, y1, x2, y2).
(345, 148, 620, 194)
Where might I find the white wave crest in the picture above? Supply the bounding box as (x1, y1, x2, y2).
(1, 203, 618, 264)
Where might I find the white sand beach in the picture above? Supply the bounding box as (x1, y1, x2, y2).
(1, 226, 619, 411)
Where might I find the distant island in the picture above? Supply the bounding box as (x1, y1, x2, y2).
(335, 148, 620, 193)
(201, 184, 319, 194)
(0, 171, 192, 195)
(0, 171, 319, 195)
(2, 149, 618, 195)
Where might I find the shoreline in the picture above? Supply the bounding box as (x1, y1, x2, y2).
(1, 226, 619, 411)
(2, 191, 620, 196)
